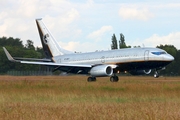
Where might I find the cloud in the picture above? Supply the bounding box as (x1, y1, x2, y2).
(119, 7, 154, 21)
(153, 3, 180, 9)
(59, 41, 105, 52)
(0, 0, 179, 52)
(16, 0, 39, 18)
(60, 8, 80, 27)
(59, 41, 80, 52)
(144, 32, 180, 48)
(0, 0, 80, 47)
(44, 8, 80, 33)
(86, 0, 94, 7)
(87, 26, 113, 41)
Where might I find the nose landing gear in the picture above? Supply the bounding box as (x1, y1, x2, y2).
(154, 70, 159, 78)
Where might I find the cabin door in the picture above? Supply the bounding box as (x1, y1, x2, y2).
(144, 50, 149, 61)
(101, 56, 105, 63)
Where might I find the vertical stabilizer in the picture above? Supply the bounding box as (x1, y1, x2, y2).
(36, 18, 72, 58)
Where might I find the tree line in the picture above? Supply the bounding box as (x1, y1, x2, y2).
(0, 37, 46, 74)
(0, 36, 179, 76)
(111, 33, 180, 76)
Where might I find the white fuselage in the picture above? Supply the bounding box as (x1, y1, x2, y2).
(53, 47, 174, 66)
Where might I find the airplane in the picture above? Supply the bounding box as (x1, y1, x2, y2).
(3, 18, 174, 82)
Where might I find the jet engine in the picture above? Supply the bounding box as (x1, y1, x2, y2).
(89, 65, 113, 77)
(129, 69, 151, 75)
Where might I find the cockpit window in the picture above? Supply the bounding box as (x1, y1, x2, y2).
(151, 52, 166, 55)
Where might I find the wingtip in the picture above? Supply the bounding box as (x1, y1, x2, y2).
(3, 47, 16, 62)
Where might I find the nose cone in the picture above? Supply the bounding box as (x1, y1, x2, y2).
(166, 54, 174, 61)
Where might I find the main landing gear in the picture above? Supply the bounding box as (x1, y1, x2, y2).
(87, 75, 119, 82)
(87, 77, 96, 82)
(110, 75, 119, 82)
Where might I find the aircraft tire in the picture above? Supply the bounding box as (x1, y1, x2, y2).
(87, 77, 96, 82)
(154, 74, 159, 78)
(154, 71, 159, 78)
(110, 76, 119, 82)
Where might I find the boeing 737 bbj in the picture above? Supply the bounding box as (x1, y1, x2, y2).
(3, 19, 174, 82)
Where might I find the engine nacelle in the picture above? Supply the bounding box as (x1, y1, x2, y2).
(129, 69, 151, 75)
(90, 65, 113, 77)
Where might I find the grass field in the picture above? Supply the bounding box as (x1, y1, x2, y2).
(0, 76, 180, 120)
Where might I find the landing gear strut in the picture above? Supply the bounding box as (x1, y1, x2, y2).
(154, 70, 159, 78)
(110, 75, 119, 82)
(87, 77, 96, 82)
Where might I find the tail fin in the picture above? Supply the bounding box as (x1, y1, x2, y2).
(36, 18, 72, 58)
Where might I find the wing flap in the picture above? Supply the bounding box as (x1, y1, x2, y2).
(14, 57, 52, 62)
(20, 61, 92, 67)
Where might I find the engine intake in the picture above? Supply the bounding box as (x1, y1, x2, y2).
(90, 65, 113, 77)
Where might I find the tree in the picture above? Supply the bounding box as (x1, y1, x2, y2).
(111, 34, 118, 49)
(119, 33, 131, 49)
(25, 40, 35, 50)
(36, 47, 46, 58)
(157, 44, 178, 76)
(0, 37, 46, 74)
(119, 33, 126, 49)
(157, 44, 177, 57)
(0, 36, 23, 48)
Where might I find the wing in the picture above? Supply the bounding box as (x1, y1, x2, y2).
(3, 47, 92, 68)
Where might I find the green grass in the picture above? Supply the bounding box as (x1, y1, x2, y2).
(0, 76, 180, 119)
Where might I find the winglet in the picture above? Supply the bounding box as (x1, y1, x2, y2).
(3, 47, 18, 62)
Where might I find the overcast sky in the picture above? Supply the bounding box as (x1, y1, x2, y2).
(1, 0, 180, 52)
